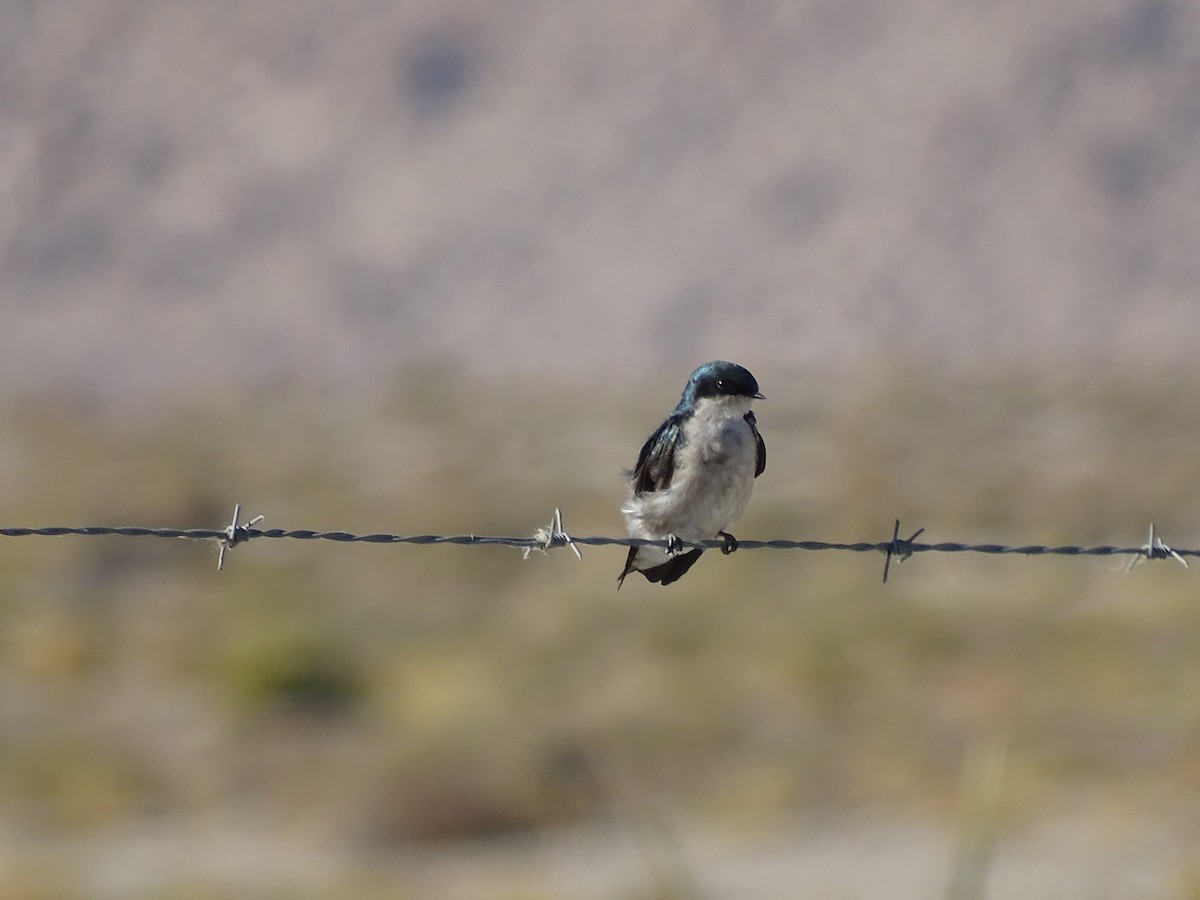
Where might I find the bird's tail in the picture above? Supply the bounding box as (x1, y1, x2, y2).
(617, 547, 704, 587)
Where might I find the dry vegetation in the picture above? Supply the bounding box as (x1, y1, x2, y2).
(2, 363, 1200, 898)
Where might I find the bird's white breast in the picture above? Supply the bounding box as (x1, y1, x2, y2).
(624, 395, 758, 543)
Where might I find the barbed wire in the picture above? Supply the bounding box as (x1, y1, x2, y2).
(0, 505, 1193, 583)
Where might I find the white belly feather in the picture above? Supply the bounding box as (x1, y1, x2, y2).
(622, 398, 758, 569)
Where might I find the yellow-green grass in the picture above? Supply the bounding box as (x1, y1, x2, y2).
(1, 363, 1198, 895)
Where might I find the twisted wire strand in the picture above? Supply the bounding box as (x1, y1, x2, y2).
(0, 524, 1193, 558)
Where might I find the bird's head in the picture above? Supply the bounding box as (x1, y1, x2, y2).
(682, 360, 764, 407)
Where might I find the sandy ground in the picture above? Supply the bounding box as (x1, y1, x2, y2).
(3, 806, 1194, 899)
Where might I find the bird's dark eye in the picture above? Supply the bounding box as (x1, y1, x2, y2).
(716, 379, 726, 392)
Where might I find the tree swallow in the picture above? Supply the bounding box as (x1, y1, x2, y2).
(618, 360, 766, 587)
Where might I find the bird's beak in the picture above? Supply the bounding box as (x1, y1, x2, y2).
(753, 392, 765, 400)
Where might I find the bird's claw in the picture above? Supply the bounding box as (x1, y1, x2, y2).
(718, 531, 738, 555)
(665, 534, 684, 555)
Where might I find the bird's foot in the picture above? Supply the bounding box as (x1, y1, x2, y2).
(718, 531, 739, 555)
(665, 534, 684, 555)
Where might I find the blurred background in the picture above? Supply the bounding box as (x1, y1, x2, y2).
(3, 1, 1200, 897)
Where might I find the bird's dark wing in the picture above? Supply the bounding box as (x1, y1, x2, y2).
(745, 411, 766, 477)
(616, 545, 640, 588)
(630, 413, 686, 495)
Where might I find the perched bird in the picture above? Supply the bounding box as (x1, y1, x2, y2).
(618, 360, 766, 587)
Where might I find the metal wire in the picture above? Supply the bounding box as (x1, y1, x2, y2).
(0, 524, 1182, 554)
(0, 509, 1193, 581)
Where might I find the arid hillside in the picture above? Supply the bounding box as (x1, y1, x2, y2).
(2, 0, 1197, 402)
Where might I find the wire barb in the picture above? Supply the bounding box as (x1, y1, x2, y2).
(217, 503, 265, 571)
(882, 518, 925, 583)
(1125, 522, 1188, 572)
(524, 508, 583, 560)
